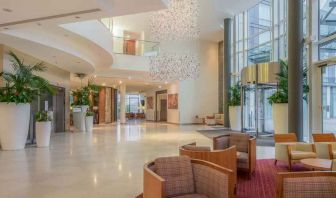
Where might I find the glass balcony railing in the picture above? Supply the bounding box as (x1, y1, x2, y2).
(100, 18, 159, 56)
(112, 36, 159, 56)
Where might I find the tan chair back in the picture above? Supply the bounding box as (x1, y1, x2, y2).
(312, 133, 336, 142)
(274, 133, 297, 143)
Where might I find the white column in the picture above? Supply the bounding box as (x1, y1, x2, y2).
(120, 84, 126, 124)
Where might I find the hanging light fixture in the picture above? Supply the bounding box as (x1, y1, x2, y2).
(149, 0, 200, 81)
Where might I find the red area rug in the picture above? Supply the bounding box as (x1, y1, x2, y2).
(136, 159, 309, 198)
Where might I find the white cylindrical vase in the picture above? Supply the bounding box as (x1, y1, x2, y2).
(0, 103, 30, 150)
(85, 116, 94, 133)
(272, 103, 288, 134)
(36, 121, 51, 147)
(73, 105, 88, 132)
(229, 106, 242, 131)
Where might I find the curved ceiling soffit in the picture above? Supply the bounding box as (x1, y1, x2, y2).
(0, 33, 94, 74)
(60, 20, 113, 68)
(1, 28, 96, 73)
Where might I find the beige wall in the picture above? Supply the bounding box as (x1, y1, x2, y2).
(2, 46, 71, 131)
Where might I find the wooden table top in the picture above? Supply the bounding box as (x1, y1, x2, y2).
(300, 158, 332, 171)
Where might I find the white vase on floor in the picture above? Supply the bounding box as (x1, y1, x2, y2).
(229, 106, 242, 131)
(272, 103, 288, 134)
(85, 116, 94, 133)
(73, 105, 88, 132)
(36, 121, 51, 147)
(0, 103, 30, 150)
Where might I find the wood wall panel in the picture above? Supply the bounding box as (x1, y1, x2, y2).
(99, 88, 106, 124)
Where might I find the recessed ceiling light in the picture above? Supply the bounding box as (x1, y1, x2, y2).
(93, 75, 97, 78)
(119, 80, 122, 84)
(2, 8, 12, 13)
(165, 81, 168, 84)
(158, 85, 162, 89)
(102, 83, 106, 86)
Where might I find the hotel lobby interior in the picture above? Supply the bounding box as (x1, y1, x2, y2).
(1, 0, 336, 197)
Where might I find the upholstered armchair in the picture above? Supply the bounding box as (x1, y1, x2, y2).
(179, 142, 237, 187)
(274, 134, 316, 170)
(143, 156, 234, 198)
(313, 133, 336, 160)
(276, 171, 336, 198)
(213, 133, 256, 175)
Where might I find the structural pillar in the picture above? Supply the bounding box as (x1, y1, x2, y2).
(120, 84, 126, 124)
(223, 18, 232, 128)
(288, 0, 304, 141)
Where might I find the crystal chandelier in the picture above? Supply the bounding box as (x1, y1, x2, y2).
(149, 53, 200, 81)
(149, 0, 200, 81)
(150, 0, 200, 41)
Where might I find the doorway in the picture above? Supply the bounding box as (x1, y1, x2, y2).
(156, 90, 168, 122)
(242, 84, 276, 137)
(322, 64, 336, 134)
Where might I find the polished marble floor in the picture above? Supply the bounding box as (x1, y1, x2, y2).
(0, 122, 274, 198)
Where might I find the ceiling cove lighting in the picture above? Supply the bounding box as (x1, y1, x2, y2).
(149, 0, 200, 81)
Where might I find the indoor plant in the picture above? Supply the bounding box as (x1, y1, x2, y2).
(85, 110, 94, 133)
(228, 82, 242, 131)
(0, 51, 55, 150)
(268, 60, 309, 134)
(35, 111, 52, 147)
(71, 81, 100, 132)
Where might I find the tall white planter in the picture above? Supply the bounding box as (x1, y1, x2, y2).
(272, 103, 288, 134)
(0, 103, 30, 150)
(73, 105, 88, 132)
(36, 121, 51, 147)
(85, 116, 93, 133)
(229, 106, 242, 131)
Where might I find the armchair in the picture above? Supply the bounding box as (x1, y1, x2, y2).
(274, 134, 316, 170)
(313, 133, 336, 160)
(276, 171, 336, 198)
(179, 142, 237, 187)
(213, 133, 256, 175)
(143, 156, 234, 198)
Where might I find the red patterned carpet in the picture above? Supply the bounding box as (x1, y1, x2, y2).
(136, 159, 310, 198)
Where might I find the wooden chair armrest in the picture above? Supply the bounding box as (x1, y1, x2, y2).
(191, 159, 234, 198)
(143, 162, 165, 198)
(248, 137, 257, 173)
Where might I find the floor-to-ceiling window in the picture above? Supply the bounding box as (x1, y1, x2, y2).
(319, 0, 336, 133)
(126, 94, 141, 113)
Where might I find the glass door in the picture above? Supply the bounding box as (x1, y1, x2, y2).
(243, 84, 256, 133)
(322, 65, 336, 134)
(257, 85, 276, 136)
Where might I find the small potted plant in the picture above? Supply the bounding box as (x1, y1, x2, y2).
(228, 82, 242, 131)
(35, 111, 52, 147)
(85, 110, 94, 133)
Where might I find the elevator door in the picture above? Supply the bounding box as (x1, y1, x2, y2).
(242, 84, 276, 136)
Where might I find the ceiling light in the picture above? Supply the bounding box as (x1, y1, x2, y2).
(2, 8, 12, 13)
(128, 76, 132, 80)
(119, 80, 122, 84)
(102, 83, 106, 86)
(158, 86, 162, 89)
(165, 81, 168, 84)
(93, 75, 97, 78)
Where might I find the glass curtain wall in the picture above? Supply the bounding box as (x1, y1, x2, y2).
(126, 94, 141, 113)
(319, 0, 336, 133)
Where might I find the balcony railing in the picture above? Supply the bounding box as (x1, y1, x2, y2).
(101, 18, 159, 56)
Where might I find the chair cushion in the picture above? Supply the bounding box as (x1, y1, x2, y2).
(283, 176, 336, 197)
(182, 145, 211, 152)
(155, 156, 195, 197)
(291, 151, 317, 160)
(229, 133, 250, 153)
(237, 152, 249, 169)
(172, 194, 208, 198)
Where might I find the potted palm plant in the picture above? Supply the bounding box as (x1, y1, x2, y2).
(0, 52, 55, 150)
(268, 60, 309, 134)
(72, 81, 100, 132)
(85, 110, 94, 133)
(35, 111, 52, 147)
(228, 82, 242, 131)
